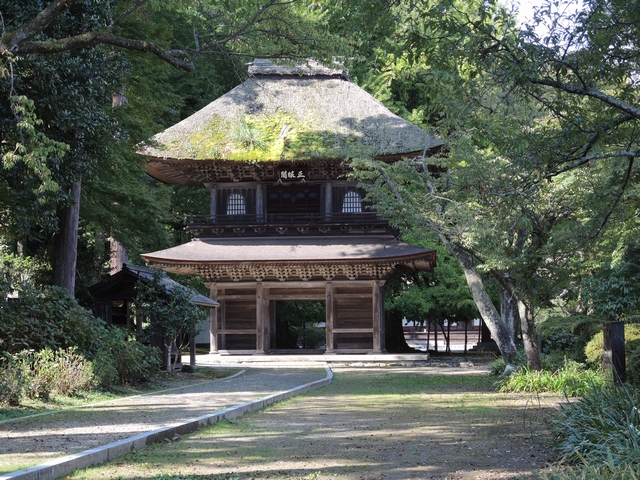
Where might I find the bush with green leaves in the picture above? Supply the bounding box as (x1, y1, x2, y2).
(0, 353, 25, 406)
(0, 282, 109, 356)
(496, 359, 604, 397)
(136, 271, 207, 371)
(585, 323, 640, 385)
(93, 329, 161, 387)
(551, 385, 640, 468)
(540, 315, 606, 362)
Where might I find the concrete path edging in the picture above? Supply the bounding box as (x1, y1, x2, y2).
(0, 366, 333, 480)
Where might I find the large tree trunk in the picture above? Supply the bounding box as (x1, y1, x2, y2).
(500, 287, 518, 342)
(385, 309, 417, 353)
(53, 178, 81, 295)
(516, 297, 542, 370)
(445, 241, 517, 364)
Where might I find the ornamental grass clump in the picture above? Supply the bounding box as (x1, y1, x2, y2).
(496, 359, 604, 396)
(551, 385, 640, 468)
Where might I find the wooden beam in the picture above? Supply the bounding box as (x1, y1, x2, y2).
(267, 294, 326, 301)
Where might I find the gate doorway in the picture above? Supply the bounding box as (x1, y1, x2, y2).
(273, 300, 326, 351)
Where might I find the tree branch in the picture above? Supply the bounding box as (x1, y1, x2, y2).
(19, 32, 195, 71)
(529, 77, 640, 120)
(2, 0, 77, 51)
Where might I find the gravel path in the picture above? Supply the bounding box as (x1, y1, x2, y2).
(0, 366, 327, 473)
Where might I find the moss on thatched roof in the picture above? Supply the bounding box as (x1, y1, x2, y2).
(140, 60, 442, 162)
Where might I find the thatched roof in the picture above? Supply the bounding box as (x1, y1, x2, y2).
(139, 59, 443, 163)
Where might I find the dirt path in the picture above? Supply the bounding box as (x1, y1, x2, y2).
(72, 366, 562, 480)
(0, 367, 327, 474)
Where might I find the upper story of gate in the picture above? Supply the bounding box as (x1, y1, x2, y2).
(138, 59, 443, 238)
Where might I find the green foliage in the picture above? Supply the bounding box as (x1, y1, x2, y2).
(0, 348, 95, 405)
(585, 323, 640, 385)
(0, 281, 108, 355)
(135, 271, 207, 370)
(0, 353, 25, 406)
(496, 359, 604, 396)
(540, 315, 606, 362)
(582, 244, 640, 320)
(48, 348, 96, 396)
(544, 460, 640, 480)
(551, 385, 640, 467)
(275, 301, 326, 349)
(1, 95, 69, 197)
(385, 243, 481, 327)
(93, 329, 161, 387)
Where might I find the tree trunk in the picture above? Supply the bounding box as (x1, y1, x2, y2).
(53, 178, 81, 295)
(500, 287, 518, 342)
(384, 309, 417, 353)
(447, 243, 517, 364)
(516, 297, 542, 370)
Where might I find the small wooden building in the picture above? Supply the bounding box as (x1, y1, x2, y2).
(140, 60, 443, 355)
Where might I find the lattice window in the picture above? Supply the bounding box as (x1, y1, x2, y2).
(342, 190, 362, 213)
(226, 193, 246, 215)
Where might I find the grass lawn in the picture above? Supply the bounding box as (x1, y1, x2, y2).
(70, 367, 562, 480)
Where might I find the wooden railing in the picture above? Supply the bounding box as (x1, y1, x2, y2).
(185, 212, 392, 236)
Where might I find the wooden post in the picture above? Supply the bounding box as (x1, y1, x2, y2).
(256, 282, 265, 354)
(325, 282, 335, 353)
(372, 280, 386, 353)
(325, 182, 332, 220)
(205, 183, 217, 221)
(220, 289, 226, 350)
(189, 337, 196, 366)
(270, 300, 277, 349)
(263, 288, 271, 352)
(209, 284, 219, 353)
(257, 184, 265, 222)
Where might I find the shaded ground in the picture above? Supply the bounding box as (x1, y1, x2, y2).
(0, 367, 327, 473)
(72, 366, 562, 480)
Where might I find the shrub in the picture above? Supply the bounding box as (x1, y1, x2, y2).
(23, 349, 58, 401)
(0, 353, 25, 406)
(0, 283, 109, 356)
(51, 348, 95, 396)
(540, 315, 606, 362)
(93, 329, 161, 387)
(496, 359, 604, 396)
(551, 385, 640, 467)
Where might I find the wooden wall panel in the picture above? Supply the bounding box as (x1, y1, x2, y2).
(224, 300, 257, 329)
(335, 297, 372, 328)
(335, 333, 373, 349)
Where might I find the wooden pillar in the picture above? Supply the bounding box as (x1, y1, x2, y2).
(106, 301, 113, 326)
(270, 300, 277, 349)
(220, 289, 226, 350)
(325, 282, 335, 353)
(373, 280, 386, 353)
(325, 182, 332, 220)
(189, 337, 196, 366)
(257, 184, 265, 222)
(209, 284, 219, 354)
(263, 289, 271, 352)
(205, 183, 217, 221)
(256, 282, 265, 354)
